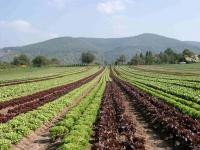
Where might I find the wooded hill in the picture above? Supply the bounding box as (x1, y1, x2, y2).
(1, 33, 200, 64)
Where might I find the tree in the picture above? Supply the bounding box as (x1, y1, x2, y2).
(139, 53, 145, 65)
(177, 53, 185, 62)
(130, 54, 139, 65)
(145, 51, 154, 65)
(81, 52, 95, 64)
(119, 55, 126, 64)
(129, 53, 145, 65)
(115, 55, 126, 65)
(12, 54, 30, 66)
(129, 49, 198, 65)
(50, 58, 60, 65)
(0, 61, 12, 69)
(163, 48, 178, 64)
(32, 56, 49, 67)
(182, 49, 194, 57)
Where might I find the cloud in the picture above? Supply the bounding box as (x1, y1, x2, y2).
(0, 19, 57, 36)
(0, 19, 58, 47)
(97, 0, 127, 14)
(0, 20, 34, 33)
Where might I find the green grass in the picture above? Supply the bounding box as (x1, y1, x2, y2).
(0, 67, 86, 81)
(134, 63, 200, 74)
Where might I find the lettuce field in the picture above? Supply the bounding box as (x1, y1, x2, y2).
(0, 65, 199, 150)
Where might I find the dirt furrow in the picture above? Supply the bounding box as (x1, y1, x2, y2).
(111, 70, 200, 149)
(11, 77, 100, 150)
(123, 98, 171, 150)
(113, 80, 171, 150)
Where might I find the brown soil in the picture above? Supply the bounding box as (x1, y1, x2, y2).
(11, 77, 100, 150)
(122, 93, 172, 150)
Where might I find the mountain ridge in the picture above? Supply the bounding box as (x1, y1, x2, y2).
(1, 33, 200, 64)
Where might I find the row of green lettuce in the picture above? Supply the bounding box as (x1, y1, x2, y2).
(49, 70, 110, 150)
(130, 66, 200, 82)
(0, 67, 88, 87)
(119, 66, 200, 89)
(117, 67, 200, 105)
(0, 67, 87, 83)
(0, 67, 99, 102)
(114, 68, 200, 119)
(122, 66, 200, 82)
(0, 69, 105, 150)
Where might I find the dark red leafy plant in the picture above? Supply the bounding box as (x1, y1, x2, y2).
(92, 81, 145, 150)
(111, 69, 200, 149)
(0, 68, 103, 123)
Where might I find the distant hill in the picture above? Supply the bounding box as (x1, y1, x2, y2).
(1, 33, 200, 64)
(184, 41, 200, 48)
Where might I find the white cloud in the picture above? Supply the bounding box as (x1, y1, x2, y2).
(97, 0, 127, 14)
(0, 20, 34, 33)
(0, 19, 57, 36)
(0, 19, 58, 47)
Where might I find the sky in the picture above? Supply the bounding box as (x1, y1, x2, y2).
(0, 0, 200, 47)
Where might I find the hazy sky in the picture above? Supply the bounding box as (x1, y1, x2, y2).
(0, 0, 200, 47)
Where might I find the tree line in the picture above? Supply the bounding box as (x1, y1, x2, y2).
(0, 55, 60, 68)
(115, 48, 200, 65)
(0, 48, 199, 68)
(0, 51, 96, 68)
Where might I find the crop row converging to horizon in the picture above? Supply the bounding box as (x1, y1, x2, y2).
(0, 65, 199, 150)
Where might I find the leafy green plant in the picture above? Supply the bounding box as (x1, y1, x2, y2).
(49, 70, 109, 149)
(50, 126, 69, 140)
(0, 69, 103, 148)
(0, 139, 11, 150)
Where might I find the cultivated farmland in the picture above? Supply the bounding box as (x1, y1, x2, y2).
(0, 65, 199, 150)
